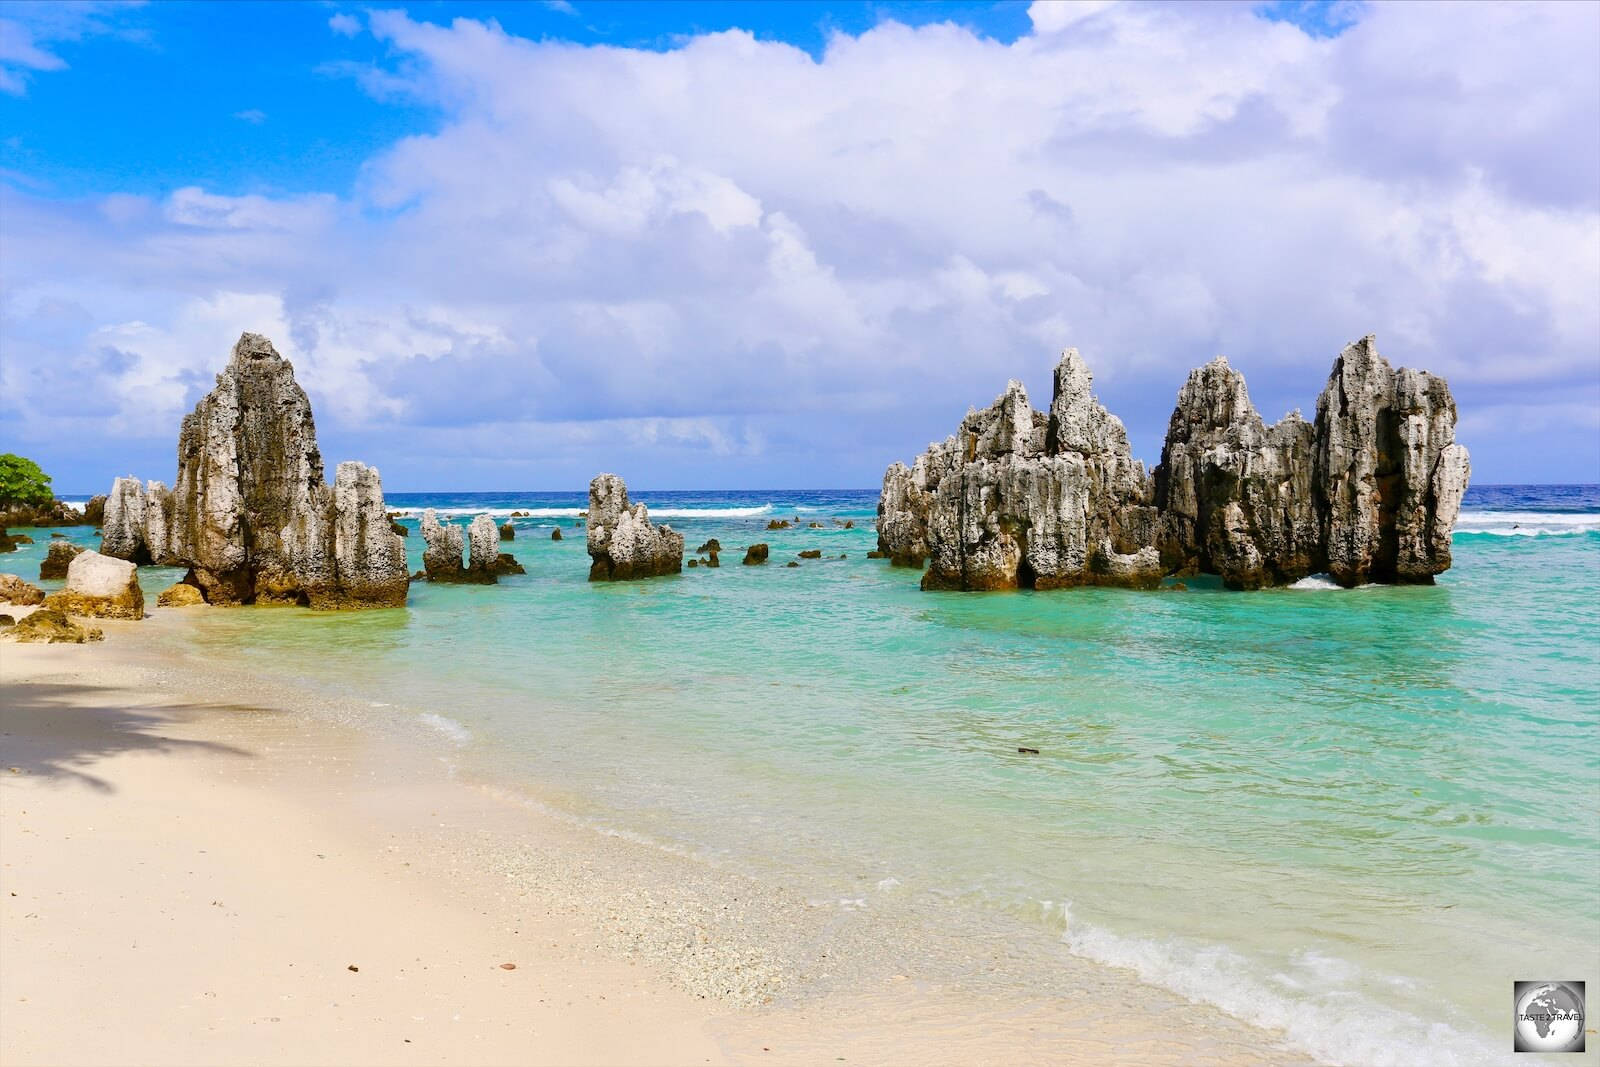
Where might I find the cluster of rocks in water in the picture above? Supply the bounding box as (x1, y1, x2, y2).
(877, 336, 1469, 591)
(96, 333, 411, 609)
(1, 497, 107, 557)
(417, 510, 523, 582)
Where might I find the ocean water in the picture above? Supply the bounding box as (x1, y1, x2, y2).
(26, 484, 1600, 1065)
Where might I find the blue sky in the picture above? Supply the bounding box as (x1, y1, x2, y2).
(2, 0, 1596, 491)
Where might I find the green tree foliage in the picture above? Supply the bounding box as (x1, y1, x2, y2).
(0, 454, 54, 507)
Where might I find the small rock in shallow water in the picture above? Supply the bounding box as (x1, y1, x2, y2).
(798, 549, 822, 559)
(157, 583, 205, 607)
(765, 519, 791, 530)
(696, 539, 721, 554)
(551, 527, 563, 541)
(785, 561, 800, 568)
(1018, 747, 1040, 755)
(40, 541, 85, 580)
(743, 544, 769, 565)
(499, 522, 515, 541)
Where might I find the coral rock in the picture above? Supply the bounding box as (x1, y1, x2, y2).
(157, 583, 206, 607)
(0, 573, 46, 605)
(1314, 336, 1470, 586)
(39, 541, 86, 581)
(1153, 357, 1321, 589)
(585, 474, 684, 581)
(421, 510, 466, 581)
(97, 335, 408, 608)
(7, 608, 103, 643)
(43, 551, 144, 619)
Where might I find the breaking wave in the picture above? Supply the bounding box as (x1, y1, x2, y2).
(1060, 916, 1506, 1067)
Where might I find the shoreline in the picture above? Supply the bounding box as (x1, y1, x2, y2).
(0, 608, 1314, 1066)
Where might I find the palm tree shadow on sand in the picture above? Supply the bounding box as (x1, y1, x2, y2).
(0, 682, 257, 793)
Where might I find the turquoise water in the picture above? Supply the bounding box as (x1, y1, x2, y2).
(22, 486, 1600, 1065)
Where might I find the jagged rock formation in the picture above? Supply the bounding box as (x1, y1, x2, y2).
(95, 335, 409, 608)
(39, 541, 85, 580)
(83, 495, 107, 527)
(882, 351, 1163, 592)
(880, 336, 1468, 592)
(43, 551, 144, 619)
(1314, 337, 1470, 586)
(742, 543, 768, 565)
(585, 474, 683, 581)
(1154, 358, 1320, 589)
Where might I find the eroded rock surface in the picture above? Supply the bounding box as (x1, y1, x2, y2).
(586, 474, 684, 581)
(1314, 336, 1470, 586)
(885, 352, 1163, 592)
(1154, 358, 1320, 589)
(420, 509, 466, 581)
(0, 573, 45, 606)
(7, 608, 103, 643)
(881, 336, 1469, 591)
(39, 541, 86, 581)
(95, 335, 408, 608)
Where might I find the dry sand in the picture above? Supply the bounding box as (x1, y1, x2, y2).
(1, 609, 1309, 1067)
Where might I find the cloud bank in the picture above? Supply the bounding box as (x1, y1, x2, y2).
(3, 0, 1597, 489)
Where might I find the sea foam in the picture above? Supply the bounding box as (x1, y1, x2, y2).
(1061, 918, 1507, 1067)
(1454, 510, 1600, 536)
